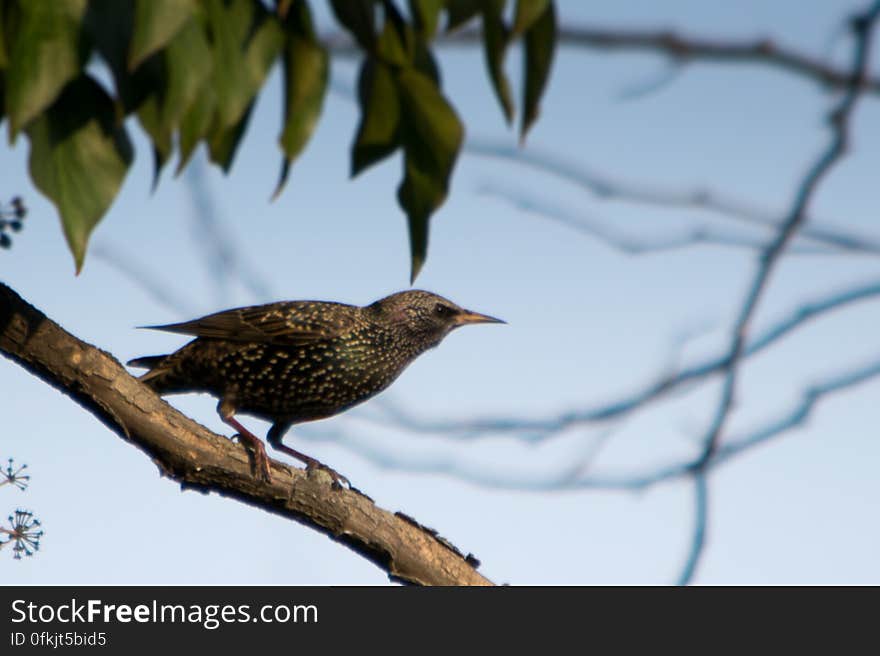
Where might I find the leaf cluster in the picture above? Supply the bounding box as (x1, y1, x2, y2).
(0, 0, 556, 280)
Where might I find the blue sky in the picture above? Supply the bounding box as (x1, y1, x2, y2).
(2, 0, 880, 584)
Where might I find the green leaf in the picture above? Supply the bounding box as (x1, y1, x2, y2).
(161, 18, 213, 122)
(206, 0, 283, 132)
(177, 84, 215, 174)
(208, 100, 255, 172)
(137, 102, 171, 187)
(25, 75, 133, 272)
(137, 17, 212, 184)
(445, 0, 479, 32)
(375, 8, 411, 67)
(481, 0, 513, 124)
(395, 68, 464, 281)
(521, 1, 555, 141)
(408, 0, 442, 38)
(413, 40, 440, 84)
(511, 0, 548, 37)
(329, 0, 375, 51)
(85, 0, 159, 114)
(129, 0, 195, 70)
(274, 0, 329, 198)
(5, 0, 89, 139)
(0, 1, 9, 69)
(352, 58, 401, 177)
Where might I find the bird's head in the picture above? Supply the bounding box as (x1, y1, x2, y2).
(368, 290, 505, 350)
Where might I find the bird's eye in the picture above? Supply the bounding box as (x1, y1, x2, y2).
(434, 303, 450, 317)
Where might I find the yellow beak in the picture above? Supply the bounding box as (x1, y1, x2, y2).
(452, 309, 506, 327)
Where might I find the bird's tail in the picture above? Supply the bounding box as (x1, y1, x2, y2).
(127, 355, 166, 370)
(127, 354, 180, 393)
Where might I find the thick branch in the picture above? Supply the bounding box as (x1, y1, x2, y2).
(0, 282, 491, 586)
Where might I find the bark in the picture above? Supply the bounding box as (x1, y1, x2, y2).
(0, 282, 492, 586)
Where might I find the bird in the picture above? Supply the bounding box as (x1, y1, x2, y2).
(128, 290, 504, 485)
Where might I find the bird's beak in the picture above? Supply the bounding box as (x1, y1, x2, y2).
(453, 309, 506, 327)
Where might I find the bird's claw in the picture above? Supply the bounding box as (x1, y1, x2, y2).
(255, 456, 271, 483)
(233, 433, 272, 483)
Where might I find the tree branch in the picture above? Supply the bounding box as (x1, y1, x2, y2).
(326, 24, 880, 94)
(465, 141, 880, 258)
(693, 2, 880, 469)
(298, 353, 880, 495)
(475, 183, 842, 256)
(552, 25, 880, 93)
(677, 474, 708, 586)
(675, 3, 880, 582)
(0, 282, 491, 586)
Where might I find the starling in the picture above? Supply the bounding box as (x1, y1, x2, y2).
(128, 290, 504, 484)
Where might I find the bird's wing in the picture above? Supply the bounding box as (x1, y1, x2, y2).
(141, 301, 358, 345)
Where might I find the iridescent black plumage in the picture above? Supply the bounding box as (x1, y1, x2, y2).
(128, 290, 503, 483)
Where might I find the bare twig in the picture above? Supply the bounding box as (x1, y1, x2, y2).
(693, 3, 880, 470)
(295, 354, 880, 494)
(329, 71, 880, 259)
(92, 244, 196, 317)
(325, 24, 880, 94)
(679, 4, 880, 582)
(677, 474, 708, 585)
(476, 183, 839, 256)
(466, 140, 880, 257)
(183, 160, 275, 305)
(552, 25, 880, 93)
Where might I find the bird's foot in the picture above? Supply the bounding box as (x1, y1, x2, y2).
(266, 438, 349, 489)
(305, 461, 350, 489)
(233, 433, 272, 483)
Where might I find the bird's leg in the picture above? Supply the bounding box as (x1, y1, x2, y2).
(267, 422, 349, 488)
(217, 398, 271, 482)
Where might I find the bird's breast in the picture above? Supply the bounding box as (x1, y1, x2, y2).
(212, 331, 417, 420)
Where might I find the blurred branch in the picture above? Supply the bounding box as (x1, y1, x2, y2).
(616, 64, 685, 101)
(682, 3, 880, 582)
(476, 183, 839, 256)
(677, 474, 708, 585)
(92, 244, 196, 317)
(93, 159, 279, 319)
(329, 70, 880, 258)
(329, 72, 880, 261)
(0, 282, 491, 586)
(327, 24, 880, 94)
(691, 3, 880, 469)
(184, 159, 275, 306)
(548, 25, 880, 94)
(467, 140, 880, 257)
(298, 354, 880, 494)
(361, 276, 880, 441)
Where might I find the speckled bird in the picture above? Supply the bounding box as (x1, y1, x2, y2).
(128, 290, 504, 484)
